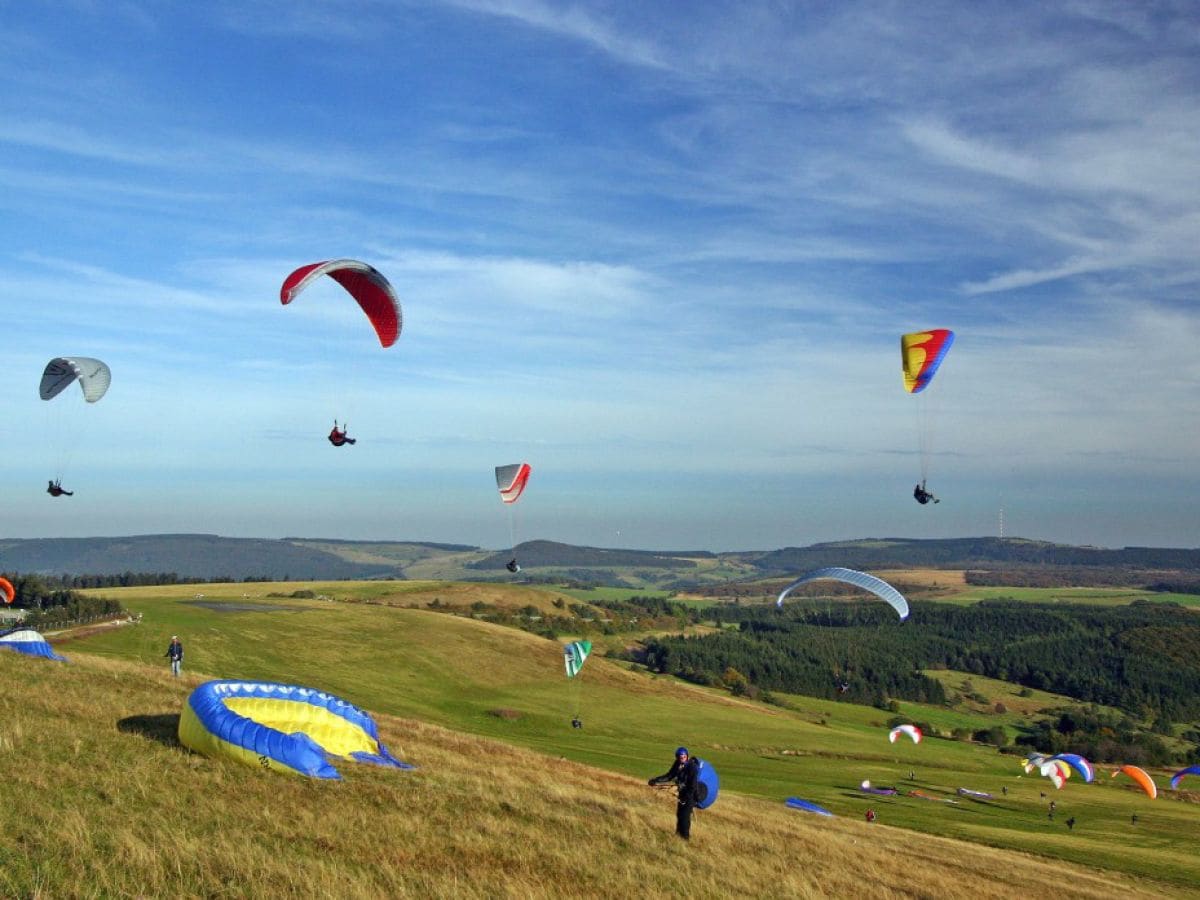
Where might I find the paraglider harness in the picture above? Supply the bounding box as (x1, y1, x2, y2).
(47, 479, 73, 497)
(649, 755, 708, 806)
(505, 558, 521, 573)
(328, 422, 356, 446)
(913, 481, 938, 504)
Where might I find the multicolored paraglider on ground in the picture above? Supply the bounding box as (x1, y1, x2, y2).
(0, 627, 66, 661)
(178, 680, 413, 779)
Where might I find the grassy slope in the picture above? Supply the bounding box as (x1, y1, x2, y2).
(0, 653, 1160, 900)
(43, 581, 1200, 894)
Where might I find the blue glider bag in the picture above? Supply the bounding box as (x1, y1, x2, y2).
(695, 759, 719, 809)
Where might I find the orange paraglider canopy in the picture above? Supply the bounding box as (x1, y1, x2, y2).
(0, 577, 14, 605)
(1112, 764, 1157, 799)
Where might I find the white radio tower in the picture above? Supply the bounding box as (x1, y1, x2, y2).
(999, 505, 1005, 540)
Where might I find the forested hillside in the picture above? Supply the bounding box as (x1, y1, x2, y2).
(643, 599, 1200, 759)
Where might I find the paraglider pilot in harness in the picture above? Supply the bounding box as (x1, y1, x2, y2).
(913, 480, 939, 505)
(328, 421, 357, 447)
(648, 746, 704, 840)
(47, 479, 73, 497)
(506, 558, 521, 573)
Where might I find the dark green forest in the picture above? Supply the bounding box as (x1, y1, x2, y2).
(643, 599, 1200, 732)
(0, 573, 124, 630)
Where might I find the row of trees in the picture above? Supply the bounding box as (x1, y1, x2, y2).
(1, 573, 125, 630)
(643, 599, 1200, 723)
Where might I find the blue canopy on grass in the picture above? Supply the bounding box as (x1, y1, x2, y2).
(0, 627, 66, 661)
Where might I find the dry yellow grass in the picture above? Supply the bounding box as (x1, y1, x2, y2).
(875, 568, 968, 588)
(0, 650, 1179, 899)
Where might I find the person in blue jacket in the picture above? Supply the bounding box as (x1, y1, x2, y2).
(648, 746, 702, 839)
(165, 635, 184, 676)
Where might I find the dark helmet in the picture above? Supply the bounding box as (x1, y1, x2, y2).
(675, 746, 689, 757)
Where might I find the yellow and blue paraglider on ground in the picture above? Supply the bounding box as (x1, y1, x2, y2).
(0, 627, 66, 661)
(179, 680, 414, 779)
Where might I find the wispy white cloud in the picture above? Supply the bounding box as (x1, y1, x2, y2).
(440, 0, 671, 70)
(3, 1, 1199, 546)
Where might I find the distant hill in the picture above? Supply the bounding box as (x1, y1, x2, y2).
(0, 534, 450, 581)
(747, 537, 1200, 576)
(1, 533, 1197, 583)
(468, 539, 709, 570)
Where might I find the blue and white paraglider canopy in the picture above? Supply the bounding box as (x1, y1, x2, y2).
(776, 567, 909, 621)
(0, 627, 66, 661)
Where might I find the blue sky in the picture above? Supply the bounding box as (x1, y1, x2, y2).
(3, 1, 1199, 550)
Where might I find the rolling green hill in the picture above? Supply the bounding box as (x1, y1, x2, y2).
(31, 580, 1200, 895)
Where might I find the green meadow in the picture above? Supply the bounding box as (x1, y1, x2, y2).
(27, 580, 1200, 894)
(935, 584, 1200, 607)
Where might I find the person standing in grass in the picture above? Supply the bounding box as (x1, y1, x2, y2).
(648, 746, 702, 840)
(165, 635, 184, 677)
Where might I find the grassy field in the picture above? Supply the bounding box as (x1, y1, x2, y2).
(24, 580, 1200, 894)
(0, 652, 1164, 899)
(931, 584, 1200, 607)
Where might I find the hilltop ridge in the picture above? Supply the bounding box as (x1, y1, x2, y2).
(3, 533, 1200, 585)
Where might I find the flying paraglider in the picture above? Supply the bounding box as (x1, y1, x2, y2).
(280, 260, 403, 348)
(1111, 765, 1157, 799)
(495, 463, 531, 572)
(564, 640, 591, 728)
(901, 329, 954, 504)
(889, 724, 922, 745)
(281, 260, 402, 444)
(496, 463, 531, 504)
(1170, 765, 1200, 790)
(777, 568, 910, 621)
(178, 680, 414, 779)
(564, 640, 590, 678)
(0, 577, 14, 605)
(40, 357, 111, 492)
(775, 568, 909, 695)
(40, 357, 111, 403)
